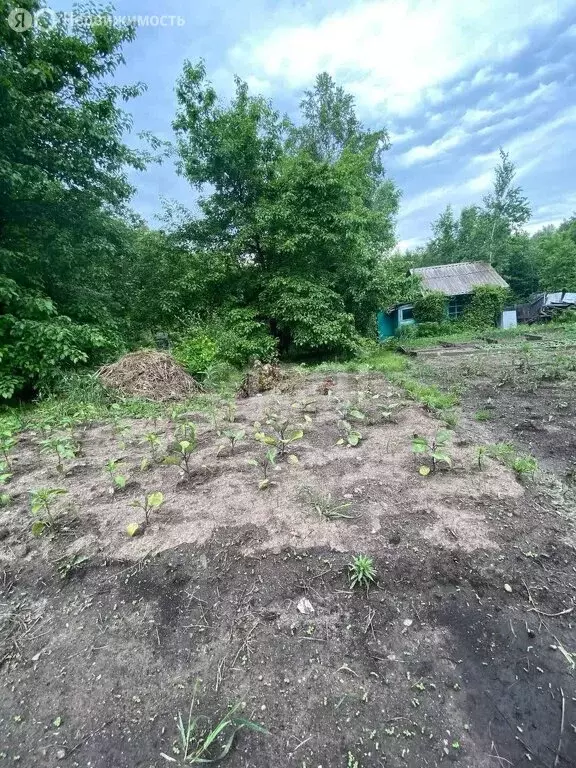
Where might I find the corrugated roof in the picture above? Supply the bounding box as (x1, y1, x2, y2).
(410, 262, 509, 296)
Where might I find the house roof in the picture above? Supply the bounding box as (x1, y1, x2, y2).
(410, 262, 509, 296)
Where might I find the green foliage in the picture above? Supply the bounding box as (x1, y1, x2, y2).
(260, 277, 359, 357)
(174, 309, 277, 376)
(29, 488, 67, 536)
(130, 491, 165, 526)
(462, 285, 509, 329)
(218, 428, 245, 456)
(348, 554, 377, 590)
(337, 420, 363, 447)
(104, 459, 128, 490)
(303, 488, 354, 520)
(412, 292, 446, 324)
(254, 414, 303, 457)
(247, 447, 278, 490)
(0, 3, 144, 396)
(172, 693, 267, 764)
(411, 430, 452, 474)
(0, 431, 17, 470)
(39, 434, 76, 473)
(165, 427, 197, 478)
(483, 443, 538, 479)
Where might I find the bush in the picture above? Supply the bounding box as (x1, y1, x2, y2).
(0, 277, 118, 400)
(174, 309, 277, 376)
(261, 276, 360, 358)
(415, 321, 456, 337)
(462, 285, 509, 329)
(413, 291, 446, 324)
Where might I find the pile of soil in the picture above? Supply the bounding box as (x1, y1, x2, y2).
(98, 350, 200, 401)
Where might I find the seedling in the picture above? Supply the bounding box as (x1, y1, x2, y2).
(348, 554, 377, 590)
(104, 459, 128, 491)
(129, 491, 164, 528)
(221, 401, 237, 424)
(0, 463, 12, 485)
(0, 432, 17, 470)
(217, 428, 245, 456)
(165, 430, 197, 479)
(29, 488, 68, 536)
(247, 448, 278, 489)
(302, 488, 354, 520)
(39, 435, 76, 474)
(337, 420, 363, 447)
(175, 421, 196, 442)
(254, 414, 303, 458)
(168, 689, 267, 764)
(141, 432, 163, 469)
(475, 446, 487, 470)
(411, 430, 452, 475)
(512, 455, 538, 478)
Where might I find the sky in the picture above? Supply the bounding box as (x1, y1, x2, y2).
(51, 0, 576, 249)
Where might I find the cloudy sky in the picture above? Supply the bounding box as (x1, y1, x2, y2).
(53, 0, 576, 247)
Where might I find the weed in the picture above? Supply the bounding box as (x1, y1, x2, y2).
(56, 553, 90, 580)
(130, 491, 164, 527)
(247, 448, 278, 490)
(254, 414, 303, 458)
(474, 409, 493, 422)
(0, 432, 17, 470)
(217, 428, 245, 456)
(29, 488, 68, 536)
(484, 443, 539, 480)
(337, 420, 363, 447)
(302, 488, 354, 520)
(411, 430, 452, 475)
(168, 691, 267, 764)
(0, 465, 12, 485)
(395, 374, 459, 411)
(475, 446, 487, 470)
(104, 459, 128, 491)
(348, 554, 376, 590)
(347, 753, 360, 768)
(0, 492, 11, 507)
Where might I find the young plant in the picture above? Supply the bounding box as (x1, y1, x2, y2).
(0, 463, 13, 485)
(411, 430, 452, 475)
(165, 430, 197, 479)
(217, 428, 245, 456)
(0, 432, 17, 471)
(348, 554, 377, 590)
(129, 491, 164, 530)
(56, 553, 90, 580)
(254, 414, 303, 458)
(170, 694, 267, 764)
(104, 458, 128, 491)
(475, 446, 487, 470)
(337, 420, 363, 447)
(39, 434, 76, 474)
(302, 488, 354, 520)
(247, 448, 278, 490)
(0, 492, 11, 507)
(141, 432, 163, 469)
(512, 455, 538, 478)
(29, 488, 68, 536)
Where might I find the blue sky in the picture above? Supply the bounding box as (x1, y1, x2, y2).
(52, 0, 576, 248)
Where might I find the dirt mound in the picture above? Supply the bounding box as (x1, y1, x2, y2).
(98, 350, 200, 401)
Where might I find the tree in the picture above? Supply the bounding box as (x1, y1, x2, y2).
(173, 62, 399, 352)
(483, 149, 531, 269)
(0, 0, 145, 396)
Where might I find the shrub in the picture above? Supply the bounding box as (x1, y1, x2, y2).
(462, 285, 509, 329)
(412, 291, 446, 324)
(260, 276, 360, 358)
(174, 309, 277, 376)
(0, 277, 117, 401)
(415, 321, 456, 338)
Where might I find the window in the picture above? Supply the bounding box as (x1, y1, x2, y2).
(448, 295, 467, 320)
(400, 305, 414, 321)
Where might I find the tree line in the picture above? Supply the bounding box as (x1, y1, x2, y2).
(1, 1, 574, 399)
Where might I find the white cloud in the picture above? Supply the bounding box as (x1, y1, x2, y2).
(398, 126, 469, 166)
(228, 0, 573, 115)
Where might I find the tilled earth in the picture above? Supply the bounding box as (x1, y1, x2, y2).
(0, 370, 575, 768)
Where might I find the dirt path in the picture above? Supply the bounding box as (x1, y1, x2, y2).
(0, 371, 574, 767)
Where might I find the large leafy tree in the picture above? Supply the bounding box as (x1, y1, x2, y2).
(173, 62, 399, 351)
(0, 0, 145, 396)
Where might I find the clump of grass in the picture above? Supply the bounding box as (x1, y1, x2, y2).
(302, 488, 355, 520)
(166, 690, 267, 764)
(394, 374, 459, 411)
(483, 443, 539, 479)
(348, 554, 377, 590)
(474, 409, 493, 421)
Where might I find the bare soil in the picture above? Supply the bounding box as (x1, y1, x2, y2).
(1, 369, 575, 768)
